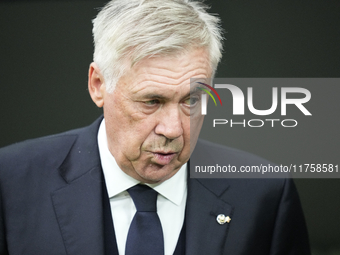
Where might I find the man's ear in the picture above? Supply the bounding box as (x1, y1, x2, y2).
(88, 62, 105, 108)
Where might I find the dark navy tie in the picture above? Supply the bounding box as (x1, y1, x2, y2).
(125, 184, 164, 255)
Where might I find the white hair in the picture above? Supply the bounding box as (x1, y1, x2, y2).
(92, 0, 223, 93)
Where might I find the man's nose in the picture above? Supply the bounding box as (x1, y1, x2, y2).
(155, 105, 183, 140)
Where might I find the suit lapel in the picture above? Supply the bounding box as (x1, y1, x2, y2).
(185, 165, 234, 254)
(51, 165, 106, 255)
(50, 117, 113, 255)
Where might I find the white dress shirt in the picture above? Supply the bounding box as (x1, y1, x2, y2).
(97, 119, 187, 255)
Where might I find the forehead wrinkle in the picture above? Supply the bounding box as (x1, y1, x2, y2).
(133, 50, 211, 79)
(140, 56, 211, 79)
(121, 48, 212, 95)
(130, 72, 210, 96)
(135, 67, 211, 88)
(131, 83, 182, 97)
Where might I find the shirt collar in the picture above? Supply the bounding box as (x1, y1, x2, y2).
(97, 119, 187, 206)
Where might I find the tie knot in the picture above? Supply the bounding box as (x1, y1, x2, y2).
(127, 184, 158, 212)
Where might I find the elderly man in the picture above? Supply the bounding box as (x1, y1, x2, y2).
(0, 0, 310, 254)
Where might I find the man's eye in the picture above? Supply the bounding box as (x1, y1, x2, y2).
(144, 99, 159, 105)
(184, 97, 199, 106)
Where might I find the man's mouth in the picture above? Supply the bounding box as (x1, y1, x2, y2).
(151, 151, 177, 165)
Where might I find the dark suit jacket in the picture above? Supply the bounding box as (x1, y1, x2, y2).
(0, 117, 310, 255)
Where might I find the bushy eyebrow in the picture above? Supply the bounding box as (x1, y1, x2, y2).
(139, 86, 204, 101)
(141, 94, 169, 100)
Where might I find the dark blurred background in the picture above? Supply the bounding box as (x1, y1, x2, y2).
(0, 1, 339, 254)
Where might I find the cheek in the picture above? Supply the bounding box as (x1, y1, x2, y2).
(122, 119, 159, 159)
(105, 95, 146, 130)
(103, 96, 143, 154)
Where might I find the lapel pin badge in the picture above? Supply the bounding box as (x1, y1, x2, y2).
(216, 214, 231, 225)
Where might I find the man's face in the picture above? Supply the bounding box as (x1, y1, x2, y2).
(94, 48, 211, 183)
